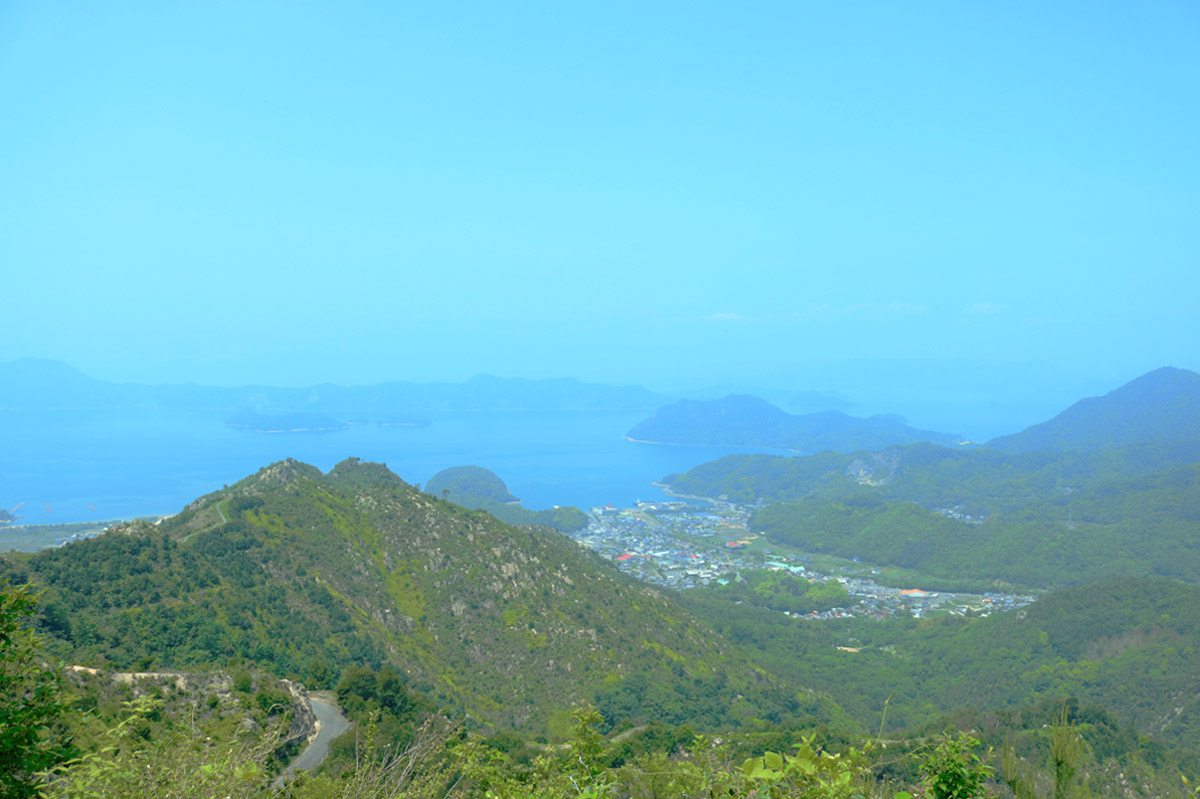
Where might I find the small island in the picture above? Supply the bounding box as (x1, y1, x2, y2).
(424, 466, 587, 533)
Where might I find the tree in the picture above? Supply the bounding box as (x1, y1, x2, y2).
(0, 582, 71, 798)
(920, 733, 992, 799)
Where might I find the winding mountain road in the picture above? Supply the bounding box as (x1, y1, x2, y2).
(276, 698, 350, 784)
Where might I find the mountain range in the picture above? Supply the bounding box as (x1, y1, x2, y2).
(0, 358, 668, 412)
(626, 394, 966, 452)
(661, 367, 1200, 589)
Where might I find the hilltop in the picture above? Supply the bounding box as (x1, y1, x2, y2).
(424, 465, 520, 505)
(424, 465, 588, 532)
(627, 394, 964, 453)
(0, 458, 820, 733)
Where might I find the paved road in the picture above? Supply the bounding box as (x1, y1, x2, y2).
(277, 699, 350, 783)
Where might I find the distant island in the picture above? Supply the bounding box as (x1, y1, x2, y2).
(0, 358, 668, 412)
(424, 465, 587, 532)
(627, 394, 965, 453)
(424, 465, 520, 504)
(224, 410, 348, 433)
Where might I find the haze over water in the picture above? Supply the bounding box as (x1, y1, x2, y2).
(2, 3, 1196, 529)
(2, 2, 1196, 394)
(1, 407, 782, 526)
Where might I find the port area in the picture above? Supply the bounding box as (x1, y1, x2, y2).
(569, 498, 1034, 620)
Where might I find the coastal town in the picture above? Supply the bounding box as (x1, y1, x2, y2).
(570, 496, 1035, 620)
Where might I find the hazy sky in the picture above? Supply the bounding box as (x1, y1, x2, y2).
(3, 2, 1197, 396)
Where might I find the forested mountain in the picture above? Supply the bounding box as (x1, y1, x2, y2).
(683, 577, 1200, 773)
(986, 366, 1200, 453)
(0, 358, 668, 411)
(424, 466, 588, 533)
(0, 458, 818, 733)
(627, 394, 964, 452)
(666, 437, 1200, 513)
(750, 463, 1200, 588)
(662, 439, 1200, 589)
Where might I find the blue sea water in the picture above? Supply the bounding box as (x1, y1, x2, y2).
(1, 408, 781, 525)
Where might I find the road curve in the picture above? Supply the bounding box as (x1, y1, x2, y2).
(276, 698, 350, 784)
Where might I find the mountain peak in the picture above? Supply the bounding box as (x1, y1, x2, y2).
(986, 366, 1200, 452)
(249, 458, 324, 488)
(71, 458, 788, 731)
(325, 457, 407, 490)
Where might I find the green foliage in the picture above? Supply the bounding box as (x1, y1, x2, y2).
(481, 503, 588, 534)
(40, 696, 273, 799)
(323, 664, 432, 772)
(919, 734, 991, 799)
(0, 582, 71, 799)
(699, 569, 855, 616)
(284, 715, 453, 799)
(683, 575, 1200, 772)
(741, 735, 873, 798)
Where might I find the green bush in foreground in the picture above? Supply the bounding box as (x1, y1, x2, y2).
(1, 583, 72, 799)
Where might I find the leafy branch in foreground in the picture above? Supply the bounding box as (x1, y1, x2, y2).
(0, 582, 72, 799)
(39, 696, 275, 799)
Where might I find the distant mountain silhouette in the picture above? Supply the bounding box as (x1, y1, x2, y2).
(986, 367, 1200, 452)
(0, 358, 667, 411)
(627, 394, 964, 453)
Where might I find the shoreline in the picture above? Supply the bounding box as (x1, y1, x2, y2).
(650, 482, 718, 504)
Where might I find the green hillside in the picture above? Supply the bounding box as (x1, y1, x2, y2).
(663, 440, 1200, 589)
(683, 577, 1200, 772)
(987, 366, 1200, 453)
(0, 458, 816, 734)
(750, 460, 1200, 588)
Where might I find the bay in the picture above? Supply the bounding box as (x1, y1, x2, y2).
(1, 407, 783, 526)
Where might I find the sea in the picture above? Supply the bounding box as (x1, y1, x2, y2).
(1, 407, 783, 527)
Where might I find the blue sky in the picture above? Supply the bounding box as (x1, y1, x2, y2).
(2, 1, 1197, 400)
